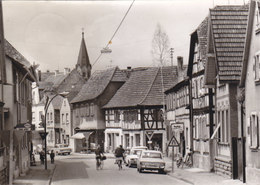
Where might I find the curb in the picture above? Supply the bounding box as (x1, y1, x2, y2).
(48, 164, 56, 185)
(168, 173, 194, 185)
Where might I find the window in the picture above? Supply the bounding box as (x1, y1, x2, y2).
(256, 6, 260, 33)
(253, 54, 260, 81)
(39, 111, 43, 121)
(90, 103, 94, 116)
(32, 112, 35, 122)
(66, 113, 69, 124)
(86, 104, 90, 116)
(62, 114, 64, 124)
(114, 110, 120, 122)
(250, 113, 259, 148)
(217, 109, 229, 143)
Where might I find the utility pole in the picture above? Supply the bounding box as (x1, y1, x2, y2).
(170, 48, 174, 66)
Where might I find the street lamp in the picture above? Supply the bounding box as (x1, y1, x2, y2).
(43, 91, 69, 170)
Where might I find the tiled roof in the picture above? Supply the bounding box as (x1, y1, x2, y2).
(210, 5, 249, 81)
(56, 69, 86, 102)
(71, 67, 126, 103)
(5, 40, 31, 68)
(51, 95, 64, 110)
(43, 72, 68, 89)
(103, 66, 177, 108)
(197, 17, 208, 65)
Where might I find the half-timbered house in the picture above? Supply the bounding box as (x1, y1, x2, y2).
(103, 66, 177, 153)
(70, 67, 127, 152)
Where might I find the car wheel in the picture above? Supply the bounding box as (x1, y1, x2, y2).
(139, 168, 143, 173)
(158, 169, 164, 174)
(68, 152, 71, 155)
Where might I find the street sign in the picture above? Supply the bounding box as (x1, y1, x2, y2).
(148, 140, 152, 144)
(145, 131, 154, 141)
(24, 123, 31, 129)
(167, 135, 179, 147)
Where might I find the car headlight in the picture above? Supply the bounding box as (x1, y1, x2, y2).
(159, 163, 165, 168)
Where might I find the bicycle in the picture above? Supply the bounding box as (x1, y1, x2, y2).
(176, 152, 192, 168)
(96, 156, 104, 170)
(116, 157, 123, 170)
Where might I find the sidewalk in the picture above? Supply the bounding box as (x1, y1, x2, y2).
(164, 157, 244, 185)
(13, 160, 55, 185)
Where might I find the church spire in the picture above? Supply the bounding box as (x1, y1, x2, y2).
(76, 29, 92, 80)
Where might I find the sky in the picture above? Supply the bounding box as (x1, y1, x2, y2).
(2, 0, 249, 72)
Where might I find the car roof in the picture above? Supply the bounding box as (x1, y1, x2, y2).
(142, 150, 162, 154)
(132, 146, 147, 149)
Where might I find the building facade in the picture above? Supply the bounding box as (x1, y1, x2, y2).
(71, 67, 127, 152)
(239, 1, 260, 184)
(187, 17, 214, 171)
(103, 67, 178, 153)
(204, 4, 250, 179)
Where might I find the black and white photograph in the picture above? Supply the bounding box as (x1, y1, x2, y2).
(0, 0, 259, 184)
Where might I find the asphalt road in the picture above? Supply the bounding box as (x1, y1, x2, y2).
(51, 154, 189, 185)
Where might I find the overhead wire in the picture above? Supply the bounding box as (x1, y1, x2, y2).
(92, 0, 135, 66)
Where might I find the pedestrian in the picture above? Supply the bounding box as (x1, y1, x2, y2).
(50, 150, 55, 164)
(40, 151, 45, 165)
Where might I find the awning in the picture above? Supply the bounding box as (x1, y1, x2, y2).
(71, 132, 93, 140)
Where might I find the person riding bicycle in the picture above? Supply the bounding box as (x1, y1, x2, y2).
(95, 145, 104, 170)
(115, 145, 125, 167)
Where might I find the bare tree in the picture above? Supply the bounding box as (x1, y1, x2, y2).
(151, 23, 170, 66)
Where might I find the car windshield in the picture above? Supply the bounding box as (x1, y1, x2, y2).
(131, 150, 142, 155)
(142, 152, 162, 159)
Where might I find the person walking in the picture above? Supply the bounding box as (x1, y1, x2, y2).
(40, 151, 45, 165)
(50, 150, 55, 164)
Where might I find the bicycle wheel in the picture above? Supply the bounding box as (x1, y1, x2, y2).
(118, 160, 122, 170)
(96, 159, 101, 170)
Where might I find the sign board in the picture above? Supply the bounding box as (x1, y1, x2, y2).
(167, 135, 179, 147)
(24, 123, 31, 129)
(148, 140, 152, 144)
(145, 131, 154, 141)
(172, 122, 184, 132)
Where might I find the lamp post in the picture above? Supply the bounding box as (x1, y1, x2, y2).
(43, 91, 69, 170)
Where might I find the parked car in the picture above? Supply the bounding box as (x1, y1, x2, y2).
(49, 144, 72, 155)
(125, 146, 148, 167)
(137, 150, 165, 174)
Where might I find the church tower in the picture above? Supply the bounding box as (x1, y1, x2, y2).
(76, 31, 92, 80)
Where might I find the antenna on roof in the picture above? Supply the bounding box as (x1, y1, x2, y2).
(170, 48, 174, 66)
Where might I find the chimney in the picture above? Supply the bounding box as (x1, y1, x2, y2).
(38, 70, 41, 81)
(177, 56, 184, 82)
(126, 66, 132, 78)
(55, 70, 59, 76)
(64, 68, 70, 75)
(177, 56, 183, 71)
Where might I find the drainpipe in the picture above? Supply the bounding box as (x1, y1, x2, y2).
(188, 78, 193, 165)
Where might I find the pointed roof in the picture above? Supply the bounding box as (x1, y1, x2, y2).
(209, 5, 249, 82)
(71, 67, 127, 104)
(103, 66, 178, 109)
(76, 32, 91, 69)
